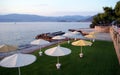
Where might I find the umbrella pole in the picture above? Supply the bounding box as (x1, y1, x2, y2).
(57, 56, 59, 63)
(67, 38, 70, 44)
(40, 46, 41, 52)
(18, 67, 21, 75)
(57, 41, 59, 45)
(39, 46, 42, 56)
(81, 46, 82, 53)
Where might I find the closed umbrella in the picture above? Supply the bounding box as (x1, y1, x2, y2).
(72, 40, 92, 58)
(0, 53, 36, 75)
(45, 45, 71, 69)
(31, 39, 50, 56)
(0, 44, 18, 52)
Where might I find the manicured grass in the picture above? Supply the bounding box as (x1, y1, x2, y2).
(0, 40, 120, 75)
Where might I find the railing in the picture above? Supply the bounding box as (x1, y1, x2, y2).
(110, 27, 120, 64)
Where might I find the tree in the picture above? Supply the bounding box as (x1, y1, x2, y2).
(115, 1, 120, 17)
(90, 1, 120, 28)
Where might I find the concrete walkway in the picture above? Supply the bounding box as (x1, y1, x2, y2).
(78, 28, 112, 41)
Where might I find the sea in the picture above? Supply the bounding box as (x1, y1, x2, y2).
(0, 22, 91, 46)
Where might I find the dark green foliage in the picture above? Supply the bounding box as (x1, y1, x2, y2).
(90, 1, 120, 28)
(115, 1, 120, 17)
(90, 23, 95, 28)
(0, 40, 120, 75)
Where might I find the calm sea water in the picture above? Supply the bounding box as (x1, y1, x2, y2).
(0, 22, 91, 45)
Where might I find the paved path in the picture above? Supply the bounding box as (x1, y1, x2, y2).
(78, 28, 112, 41)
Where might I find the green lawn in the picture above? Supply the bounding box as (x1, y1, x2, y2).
(0, 40, 120, 75)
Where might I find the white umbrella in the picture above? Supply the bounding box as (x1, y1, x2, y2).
(62, 32, 74, 43)
(0, 53, 36, 75)
(0, 44, 18, 52)
(30, 39, 50, 45)
(52, 36, 66, 40)
(52, 35, 66, 45)
(71, 31, 81, 35)
(31, 39, 50, 56)
(63, 32, 73, 37)
(63, 32, 84, 40)
(45, 45, 71, 69)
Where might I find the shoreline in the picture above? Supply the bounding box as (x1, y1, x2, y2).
(0, 28, 112, 59)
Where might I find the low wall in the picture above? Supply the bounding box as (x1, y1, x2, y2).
(110, 27, 120, 64)
(95, 26, 111, 33)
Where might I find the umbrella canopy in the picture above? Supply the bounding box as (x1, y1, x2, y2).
(0, 53, 36, 68)
(71, 31, 81, 35)
(84, 34, 96, 39)
(63, 32, 83, 39)
(72, 40, 92, 46)
(72, 40, 92, 58)
(89, 31, 97, 35)
(0, 53, 36, 75)
(30, 39, 50, 45)
(63, 32, 74, 37)
(0, 44, 18, 52)
(45, 45, 71, 56)
(84, 34, 96, 42)
(31, 39, 50, 56)
(45, 45, 71, 69)
(52, 36, 66, 40)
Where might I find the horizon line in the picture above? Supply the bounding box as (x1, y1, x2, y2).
(0, 13, 96, 17)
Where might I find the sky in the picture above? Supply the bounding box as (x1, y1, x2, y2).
(0, 0, 119, 16)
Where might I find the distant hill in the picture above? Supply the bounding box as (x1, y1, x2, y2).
(0, 14, 92, 22)
(78, 16, 93, 22)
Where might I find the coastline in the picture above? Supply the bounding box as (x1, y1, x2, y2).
(0, 28, 112, 59)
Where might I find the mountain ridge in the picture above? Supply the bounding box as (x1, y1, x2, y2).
(0, 14, 93, 22)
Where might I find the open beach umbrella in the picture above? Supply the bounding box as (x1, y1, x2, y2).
(63, 32, 74, 37)
(89, 31, 96, 35)
(30, 39, 50, 56)
(52, 35, 66, 44)
(72, 40, 92, 58)
(45, 45, 71, 69)
(63, 32, 84, 42)
(0, 53, 36, 75)
(71, 31, 81, 35)
(63, 32, 83, 39)
(63, 32, 74, 43)
(30, 39, 50, 45)
(52, 35, 66, 40)
(84, 34, 96, 42)
(0, 44, 18, 52)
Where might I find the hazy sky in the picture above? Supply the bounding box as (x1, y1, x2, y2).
(0, 0, 119, 16)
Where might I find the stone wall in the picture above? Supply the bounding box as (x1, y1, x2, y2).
(110, 27, 120, 64)
(95, 26, 111, 33)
